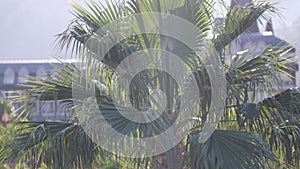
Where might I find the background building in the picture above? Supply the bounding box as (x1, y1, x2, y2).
(228, 0, 298, 88)
(0, 59, 71, 121)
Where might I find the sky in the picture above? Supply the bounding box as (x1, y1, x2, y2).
(0, 0, 299, 60)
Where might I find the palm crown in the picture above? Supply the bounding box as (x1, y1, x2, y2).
(1, 0, 300, 169)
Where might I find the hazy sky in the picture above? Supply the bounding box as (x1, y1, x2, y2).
(0, 0, 299, 60)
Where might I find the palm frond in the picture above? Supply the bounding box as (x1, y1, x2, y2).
(189, 130, 276, 169)
(8, 61, 78, 121)
(232, 88, 300, 167)
(7, 121, 98, 169)
(56, 0, 124, 57)
(214, 1, 277, 52)
(226, 45, 295, 106)
(3, 0, 297, 168)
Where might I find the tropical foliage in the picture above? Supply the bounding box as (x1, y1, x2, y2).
(1, 0, 300, 168)
(0, 99, 13, 126)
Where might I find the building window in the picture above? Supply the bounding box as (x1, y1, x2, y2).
(51, 68, 57, 77)
(57, 101, 71, 119)
(40, 101, 55, 117)
(36, 67, 47, 80)
(3, 68, 15, 84)
(18, 67, 29, 83)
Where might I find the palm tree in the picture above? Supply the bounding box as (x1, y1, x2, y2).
(1, 0, 300, 168)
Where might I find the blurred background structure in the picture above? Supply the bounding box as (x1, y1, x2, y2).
(0, 59, 71, 120)
(227, 0, 298, 88)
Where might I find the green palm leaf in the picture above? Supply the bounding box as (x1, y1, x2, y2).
(214, 1, 277, 52)
(189, 130, 276, 169)
(6, 121, 98, 169)
(2, 0, 298, 168)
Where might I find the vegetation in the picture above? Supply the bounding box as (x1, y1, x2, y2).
(0, 99, 13, 126)
(1, 0, 300, 168)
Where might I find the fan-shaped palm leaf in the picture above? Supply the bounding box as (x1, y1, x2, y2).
(189, 130, 276, 169)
